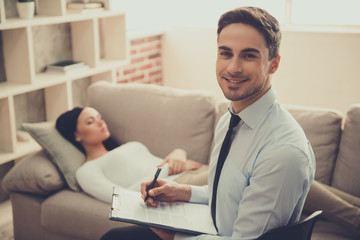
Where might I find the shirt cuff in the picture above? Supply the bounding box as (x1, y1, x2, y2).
(190, 185, 209, 203)
(174, 232, 198, 240)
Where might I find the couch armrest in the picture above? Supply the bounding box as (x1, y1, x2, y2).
(2, 150, 65, 196)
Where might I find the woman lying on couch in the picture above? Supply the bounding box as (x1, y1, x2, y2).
(56, 106, 360, 236)
(55, 106, 208, 204)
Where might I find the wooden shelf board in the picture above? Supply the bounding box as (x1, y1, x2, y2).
(0, 59, 128, 98)
(0, 138, 41, 165)
(0, 77, 66, 98)
(0, 69, 89, 97)
(98, 58, 130, 68)
(0, 11, 125, 30)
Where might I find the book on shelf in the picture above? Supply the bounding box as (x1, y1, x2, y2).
(46, 60, 89, 74)
(109, 187, 218, 236)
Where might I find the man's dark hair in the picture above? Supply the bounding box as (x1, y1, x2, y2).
(217, 6, 281, 59)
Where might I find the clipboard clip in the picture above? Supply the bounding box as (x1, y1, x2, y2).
(111, 187, 121, 211)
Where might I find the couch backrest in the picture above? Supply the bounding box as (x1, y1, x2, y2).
(285, 105, 343, 185)
(331, 104, 360, 197)
(88, 81, 217, 164)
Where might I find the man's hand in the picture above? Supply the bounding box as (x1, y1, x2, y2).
(150, 227, 175, 240)
(141, 179, 191, 207)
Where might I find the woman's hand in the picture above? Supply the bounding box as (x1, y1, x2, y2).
(159, 149, 187, 175)
(141, 179, 191, 207)
(158, 149, 202, 175)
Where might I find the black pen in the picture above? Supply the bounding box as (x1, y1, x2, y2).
(144, 168, 162, 202)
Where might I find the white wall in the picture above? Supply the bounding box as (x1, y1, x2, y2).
(162, 26, 360, 114)
(162, 27, 221, 97)
(111, 0, 285, 30)
(275, 30, 360, 113)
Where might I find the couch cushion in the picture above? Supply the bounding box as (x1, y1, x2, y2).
(88, 82, 216, 164)
(2, 150, 64, 196)
(311, 220, 360, 240)
(41, 190, 131, 240)
(285, 105, 343, 185)
(22, 122, 85, 191)
(303, 181, 360, 235)
(332, 104, 360, 197)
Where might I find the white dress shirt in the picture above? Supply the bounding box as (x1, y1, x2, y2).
(175, 87, 316, 240)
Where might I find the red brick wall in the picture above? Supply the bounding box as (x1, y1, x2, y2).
(116, 34, 163, 85)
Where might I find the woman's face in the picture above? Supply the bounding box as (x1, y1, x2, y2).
(74, 107, 110, 146)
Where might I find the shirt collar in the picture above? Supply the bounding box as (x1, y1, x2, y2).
(228, 87, 277, 130)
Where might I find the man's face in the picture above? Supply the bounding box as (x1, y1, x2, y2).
(216, 23, 279, 113)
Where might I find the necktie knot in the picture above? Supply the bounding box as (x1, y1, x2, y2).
(229, 113, 240, 130)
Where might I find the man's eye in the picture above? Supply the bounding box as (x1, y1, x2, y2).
(220, 51, 232, 57)
(243, 54, 257, 59)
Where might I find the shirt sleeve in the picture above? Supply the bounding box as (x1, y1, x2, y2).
(76, 163, 136, 203)
(230, 145, 313, 239)
(189, 185, 209, 204)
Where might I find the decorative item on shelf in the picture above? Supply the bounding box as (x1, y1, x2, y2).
(16, 0, 35, 19)
(46, 60, 89, 74)
(67, 1, 104, 14)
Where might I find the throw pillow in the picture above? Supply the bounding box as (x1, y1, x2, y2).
(332, 104, 360, 197)
(22, 121, 85, 191)
(2, 150, 65, 196)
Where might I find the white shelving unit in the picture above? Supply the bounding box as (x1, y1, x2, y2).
(0, 0, 129, 165)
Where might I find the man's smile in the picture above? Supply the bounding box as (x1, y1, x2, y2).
(223, 76, 249, 85)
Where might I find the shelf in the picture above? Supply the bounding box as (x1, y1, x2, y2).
(0, 137, 41, 165)
(0, 11, 125, 30)
(97, 59, 130, 71)
(0, 59, 129, 98)
(0, 79, 64, 99)
(0, 1, 127, 165)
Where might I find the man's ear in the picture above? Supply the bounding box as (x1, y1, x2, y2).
(269, 55, 281, 74)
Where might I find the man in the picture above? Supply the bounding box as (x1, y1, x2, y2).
(101, 6, 316, 240)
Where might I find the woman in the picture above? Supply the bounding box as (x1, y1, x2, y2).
(55, 106, 208, 203)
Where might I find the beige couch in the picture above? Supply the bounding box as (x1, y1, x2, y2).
(2, 81, 360, 240)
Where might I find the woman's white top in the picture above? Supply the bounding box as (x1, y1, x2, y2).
(76, 141, 182, 203)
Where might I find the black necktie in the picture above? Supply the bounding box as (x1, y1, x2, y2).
(211, 113, 241, 231)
